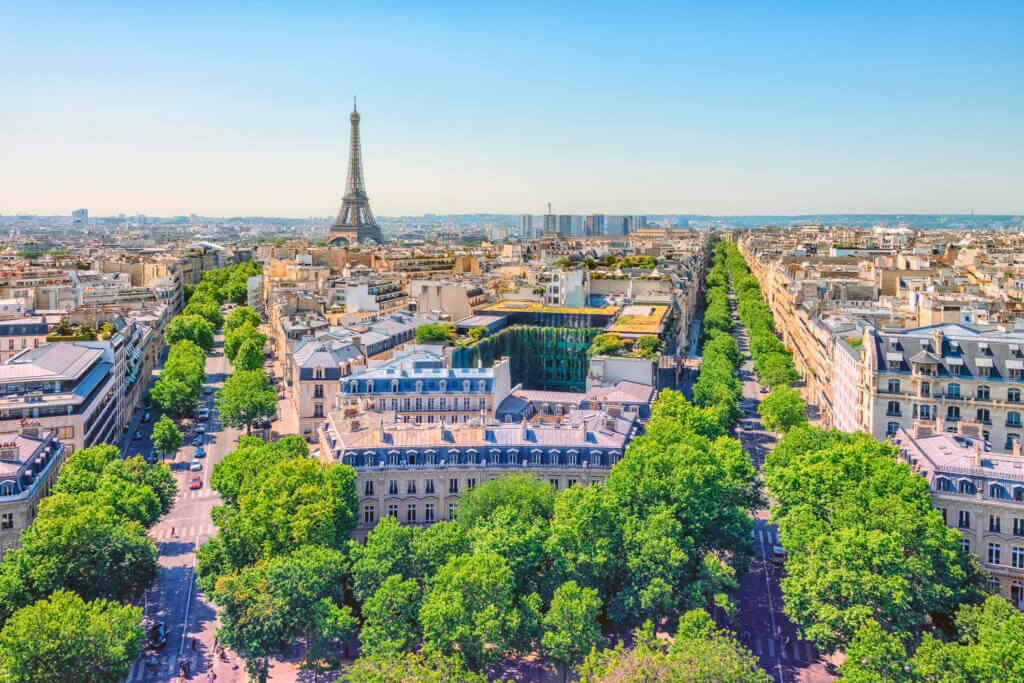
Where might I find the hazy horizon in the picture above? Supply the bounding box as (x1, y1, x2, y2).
(2, 2, 1022, 217)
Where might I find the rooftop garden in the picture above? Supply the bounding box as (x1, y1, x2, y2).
(554, 254, 658, 270)
(587, 333, 663, 360)
(482, 301, 620, 315)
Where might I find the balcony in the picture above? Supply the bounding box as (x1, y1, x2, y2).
(885, 411, 903, 417)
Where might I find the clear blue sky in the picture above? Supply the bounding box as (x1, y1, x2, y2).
(1, 1, 1021, 217)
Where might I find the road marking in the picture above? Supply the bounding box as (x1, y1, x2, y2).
(766, 638, 775, 657)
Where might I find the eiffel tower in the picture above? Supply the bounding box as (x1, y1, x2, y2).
(327, 101, 384, 246)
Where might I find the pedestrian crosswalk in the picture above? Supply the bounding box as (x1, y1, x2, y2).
(753, 526, 779, 546)
(749, 636, 817, 663)
(151, 523, 216, 543)
(175, 488, 215, 503)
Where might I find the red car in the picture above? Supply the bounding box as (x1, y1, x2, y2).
(188, 475, 202, 490)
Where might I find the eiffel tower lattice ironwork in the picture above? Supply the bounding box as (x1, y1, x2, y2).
(328, 101, 384, 245)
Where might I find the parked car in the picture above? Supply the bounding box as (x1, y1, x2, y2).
(146, 623, 167, 650)
(195, 446, 206, 458)
(192, 435, 204, 447)
(189, 459, 202, 472)
(203, 386, 213, 395)
(196, 424, 206, 434)
(188, 475, 202, 490)
(760, 386, 769, 394)
(771, 545, 788, 565)
(197, 407, 209, 421)
(132, 430, 142, 441)
(142, 412, 151, 422)
(144, 450, 159, 465)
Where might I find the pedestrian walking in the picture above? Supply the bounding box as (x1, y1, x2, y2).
(207, 673, 216, 683)
(171, 526, 176, 537)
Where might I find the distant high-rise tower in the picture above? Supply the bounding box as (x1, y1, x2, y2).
(519, 214, 533, 238)
(328, 102, 384, 246)
(72, 209, 88, 226)
(585, 214, 604, 236)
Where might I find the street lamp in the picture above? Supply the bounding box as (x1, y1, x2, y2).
(862, 659, 911, 682)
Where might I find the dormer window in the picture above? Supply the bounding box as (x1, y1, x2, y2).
(439, 380, 446, 392)
(463, 380, 471, 392)
(349, 381, 358, 393)
(0, 483, 13, 497)
(314, 367, 324, 379)
(366, 380, 374, 393)
(391, 379, 399, 392)
(415, 380, 423, 392)
(478, 380, 486, 392)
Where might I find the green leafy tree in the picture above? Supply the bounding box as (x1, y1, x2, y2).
(542, 581, 605, 683)
(52, 446, 176, 519)
(150, 415, 182, 459)
(215, 370, 277, 433)
(342, 652, 487, 683)
(419, 552, 536, 671)
(468, 326, 487, 341)
(754, 352, 800, 389)
(470, 504, 553, 599)
(360, 575, 423, 657)
(348, 516, 414, 604)
(150, 376, 198, 418)
(224, 322, 267, 363)
(578, 612, 771, 683)
(183, 296, 224, 328)
(210, 547, 357, 682)
(165, 314, 215, 352)
(0, 590, 144, 683)
(225, 306, 262, 337)
(455, 472, 556, 529)
(234, 337, 265, 372)
(414, 324, 455, 344)
(409, 521, 470, 580)
(757, 385, 807, 433)
(0, 497, 157, 625)
(209, 435, 306, 506)
(197, 458, 358, 581)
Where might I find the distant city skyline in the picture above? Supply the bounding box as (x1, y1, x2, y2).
(1, 2, 1022, 217)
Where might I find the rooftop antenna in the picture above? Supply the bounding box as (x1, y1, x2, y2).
(353, 95, 357, 112)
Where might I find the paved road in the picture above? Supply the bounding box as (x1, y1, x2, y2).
(129, 333, 247, 682)
(728, 304, 837, 683)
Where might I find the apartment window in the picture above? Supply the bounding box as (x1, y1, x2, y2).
(1014, 547, 1024, 569)
(478, 398, 487, 411)
(425, 504, 435, 523)
(364, 481, 374, 496)
(888, 378, 900, 393)
(449, 478, 458, 494)
(427, 398, 435, 410)
(439, 397, 447, 410)
(988, 543, 1002, 565)
(388, 480, 398, 495)
(407, 480, 417, 495)
(990, 515, 1002, 533)
(1009, 412, 1022, 428)
(959, 480, 975, 494)
(0, 514, 12, 530)
(462, 397, 470, 410)
(313, 403, 324, 418)
(939, 508, 947, 524)
(407, 505, 417, 523)
(977, 385, 990, 400)
(886, 422, 899, 437)
(550, 478, 559, 489)
(314, 367, 323, 379)
(950, 365, 962, 376)
(961, 539, 970, 553)
(958, 510, 971, 529)
(918, 405, 931, 420)
(567, 479, 577, 488)
(363, 505, 375, 524)
(415, 398, 423, 410)
(387, 504, 399, 518)
(1015, 518, 1024, 537)
(947, 406, 961, 421)
(921, 382, 931, 397)
(58, 426, 74, 440)
(0, 484, 12, 497)
(466, 478, 476, 489)
(979, 366, 991, 378)
(1009, 434, 1022, 451)
(425, 479, 434, 494)
(403, 398, 411, 410)
(977, 408, 991, 425)
(314, 384, 324, 398)
(448, 503, 457, 520)
(1010, 388, 1022, 403)
(886, 401, 901, 416)
(948, 383, 961, 398)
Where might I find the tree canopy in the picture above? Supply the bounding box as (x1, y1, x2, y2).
(165, 314, 215, 353)
(215, 370, 277, 432)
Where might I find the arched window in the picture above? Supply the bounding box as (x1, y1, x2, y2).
(415, 380, 423, 392)
(1009, 412, 1022, 428)
(990, 484, 1009, 500)
(935, 477, 952, 492)
(439, 380, 446, 392)
(0, 482, 13, 497)
(478, 380, 486, 392)
(463, 380, 471, 392)
(978, 408, 991, 424)
(367, 380, 374, 393)
(888, 378, 900, 393)
(947, 383, 961, 398)
(350, 381, 358, 393)
(1010, 388, 1021, 403)
(977, 385, 990, 400)
(391, 379, 399, 392)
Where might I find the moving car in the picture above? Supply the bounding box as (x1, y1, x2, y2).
(144, 450, 159, 465)
(194, 446, 206, 458)
(146, 623, 167, 649)
(770, 545, 788, 565)
(203, 386, 213, 395)
(192, 435, 204, 447)
(188, 475, 202, 490)
(760, 386, 769, 394)
(142, 412, 151, 422)
(196, 424, 206, 434)
(189, 459, 202, 472)
(132, 430, 142, 441)
(197, 407, 210, 421)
